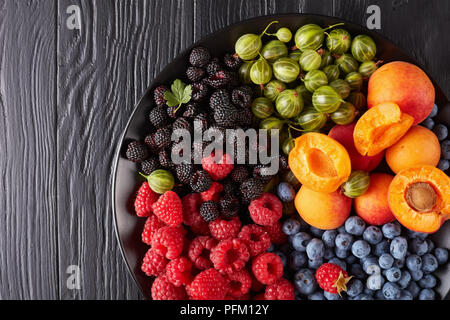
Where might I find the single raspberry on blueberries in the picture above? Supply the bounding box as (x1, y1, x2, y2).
(238, 224, 271, 257)
(230, 166, 249, 183)
(134, 182, 159, 217)
(205, 70, 234, 89)
(158, 149, 176, 170)
(186, 66, 205, 82)
(189, 47, 211, 68)
(165, 256, 193, 287)
(249, 193, 283, 226)
(232, 86, 252, 107)
(126, 141, 149, 163)
(149, 105, 168, 128)
(187, 268, 228, 300)
(252, 252, 284, 285)
(209, 89, 231, 109)
(210, 238, 250, 274)
(226, 269, 252, 298)
(199, 201, 219, 222)
(240, 178, 264, 203)
(173, 117, 192, 133)
(154, 127, 171, 150)
(151, 225, 185, 260)
(224, 53, 243, 70)
(191, 82, 208, 102)
(219, 195, 239, 219)
(264, 221, 288, 245)
(209, 216, 241, 241)
(206, 57, 221, 75)
(176, 162, 194, 184)
(153, 85, 168, 106)
(142, 215, 166, 245)
(152, 191, 183, 227)
(315, 263, 352, 295)
(141, 248, 168, 277)
(188, 236, 217, 270)
(190, 170, 212, 193)
(264, 278, 295, 300)
(183, 102, 199, 119)
(138, 157, 159, 175)
(202, 151, 234, 180)
(151, 275, 187, 300)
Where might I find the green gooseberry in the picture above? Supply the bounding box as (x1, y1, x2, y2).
(282, 136, 295, 155)
(143, 169, 175, 194)
(289, 50, 302, 62)
(294, 22, 344, 51)
(335, 53, 359, 75)
(351, 35, 377, 62)
(312, 85, 343, 113)
(341, 171, 370, 198)
(303, 70, 328, 93)
(261, 40, 288, 63)
(276, 27, 293, 43)
(260, 117, 285, 134)
(326, 29, 352, 54)
(294, 107, 328, 132)
(359, 61, 378, 78)
(320, 50, 334, 68)
(282, 170, 301, 189)
(264, 175, 280, 193)
(250, 56, 273, 85)
(345, 72, 363, 91)
(348, 91, 367, 111)
(252, 97, 274, 119)
(299, 49, 322, 71)
(273, 57, 300, 83)
(329, 79, 351, 99)
(295, 84, 313, 106)
(238, 61, 255, 84)
(264, 80, 286, 102)
(330, 102, 357, 125)
(235, 20, 279, 60)
(276, 89, 304, 119)
(322, 64, 340, 82)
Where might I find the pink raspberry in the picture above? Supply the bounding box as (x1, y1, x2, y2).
(238, 224, 271, 257)
(249, 193, 282, 226)
(151, 225, 185, 260)
(209, 216, 241, 241)
(210, 238, 250, 275)
(202, 151, 234, 180)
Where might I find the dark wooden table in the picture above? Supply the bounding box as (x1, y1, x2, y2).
(0, 0, 448, 300)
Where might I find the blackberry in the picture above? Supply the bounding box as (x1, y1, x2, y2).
(214, 103, 238, 127)
(176, 162, 194, 184)
(206, 57, 222, 75)
(191, 82, 208, 102)
(232, 86, 252, 107)
(149, 105, 168, 128)
(154, 127, 171, 149)
(186, 66, 205, 82)
(192, 139, 207, 161)
(224, 53, 243, 70)
(240, 178, 264, 203)
(171, 141, 188, 160)
(153, 85, 168, 106)
(238, 108, 254, 127)
(173, 117, 192, 133)
(222, 178, 238, 196)
(183, 103, 200, 119)
(210, 89, 231, 109)
(190, 170, 212, 193)
(205, 70, 233, 89)
(144, 134, 158, 152)
(205, 124, 225, 144)
(189, 47, 211, 68)
(219, 196, 239, 219)
(199, 201, 219, 222)
(159, 149, 175, 170)
(253, 164, 274, 182)
(139, 157, 159, 175)
(193, 112, 209, 133)
(230, 165, 249, 183)
(125, 141, 148, 163)
(167, 105, 181, 119)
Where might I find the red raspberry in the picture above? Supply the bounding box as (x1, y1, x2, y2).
(226, 269, 252, 298)
(238, 224, 271, 257)
(210, 238, 250, 275)
(202, 151, 234, 180)
(151, 226, 185, 260)
(141, 248, 168, 277)
(134, 182, 159, 217)
(182, 193, 203, 227)
(225, 293, 251, 300)
(249, 193, 282, 226)
(151, 275, 187, 300)
(252, 252, 283, 285)
(264, 278, 295, 300)
(253, 293, 266, 300)
(165, 256, 193, 287)
(315, 263, 351, 295)
(209, 216, 241, 241)
(190, 220, 211, 236)
(251, 273, 265, 292)
(264, 221, 288, 245)
(200, 182, 223, 202)
(188, 236, 217, 270)
(187, 268, 229, 300)
(142, 215, 166, 245)
(152, 191, 183, 227)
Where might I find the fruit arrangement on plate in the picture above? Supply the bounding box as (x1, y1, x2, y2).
(121, 20, 449, 300)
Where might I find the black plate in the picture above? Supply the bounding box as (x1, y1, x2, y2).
(112, 13, 450, 300)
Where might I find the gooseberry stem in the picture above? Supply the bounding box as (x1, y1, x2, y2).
(260, 20, 279, 37)
(288, 123, 306, 132)
(139, 172, 149, 179)
(323, 22, 345, 31)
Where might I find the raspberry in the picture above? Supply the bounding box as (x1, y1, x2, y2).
(264, 221, 288, 245)
(189, 47, 211, 68)
(153, 85, 169, 106)
(251, 273, 265, 292)
(315, 263, 352, 295)
(149, 105, 168, 128)
(151, 275, 187, 300)
(209, 216, 242, 241)
(210, 238, 250, 274)
(264, 278, 295, 300)
(251, 252, 284, 285)
(126, 141, 149, 163)
(134, 182, 159, 217)
(152, 191, 183, 227)
(181, 193, 203, 227)
(202, 151, 234, 180)
(187, 268, 228, 300)
(190, 170, 212, 193)
(240, 178, 264, 203)
(249, 193, 282, 226)
(141, 248, 168, 277)
(142, 215, 166, 245)
(219, 196, 239, 219)
(200, 182, 223, 202)
(151, 226, 185, 260)
(199, 201, 219, 222)
(226, 269, 252, 298)
(190, 221, 211, 236)
(238, 224, 271, 257)
(253, 293, 266, 300)
(165, 256, 193, 287)
(188, 236, 217, 270)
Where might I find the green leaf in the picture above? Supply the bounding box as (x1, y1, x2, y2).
(171, 79, 185, 101)
(164, 91, 179, 107)
(181, 85, 192, 104)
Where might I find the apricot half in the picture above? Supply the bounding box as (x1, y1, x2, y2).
(388, 165, 450, 233)
(289, 132, 351, 193)
(354, 102, 414, 156)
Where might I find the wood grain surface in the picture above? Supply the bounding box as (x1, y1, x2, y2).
(0, 0, 448, 299)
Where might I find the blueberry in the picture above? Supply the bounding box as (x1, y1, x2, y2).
(335, 247, 349, 259)
(309, 226, 325, 238)
(345, 255, 358, 265)
(382, 222, 401, 239)
(406, 229, 428, 240)
(390, 236, 408, 259)
(394, 258, 405, 269)
(337, 225, 346, 233)
(407, 281, 421, 298)
(335, 233, 354, 251)
(274, 251, 287, 268)
(406, 254, 422, 272)
(328, 257, 347, 271)
(363, 256, 381, 275)
(385, 267, 402, 282)
(282, 218, 301, 236)
(347, 278, 364, 297)
(277, 182, 295, 202)
(324, 291, 343, 300)
(438, 159, 450, 171)
(363, 226, 383, 245)
(322, 230, 338, 247)
(434, 247, 449, 265)
(422, 117, 435, 130)
(441, 140, 450, 160)
(426, 239, 435, 253)
(366, 273, 385, 290)
(375, 290, 385, 300)
(418, 288, 436, 300)
(351, 240, 371, 259)
(374, 240, 390, 256)
(324, 247, 335, 260)
(306, 238, 325, 260)
(418, 274, 437, 289)
(429, 104, 439, 118)
(353, 293, 373, 300)
(291, 232, 312, 252)
(294, 269, 317, 295)
(378, 253, 394, 269)
(364, 287, 376, 296)
(308, 258, 323, 270)
(382, 282, 401, 300)
(307, 292, 325, 300)
(289, 251, 307, 270)
(433, 124, 448, 141)
(410, 269, 424, 281)
(350, 264, 365, 279)
(421, 253, 438, 273)
(398, 270, 411, 289)
(410, 238, 428, 256)
(344, 216, 366, 236)
(399, 290, 413, 300)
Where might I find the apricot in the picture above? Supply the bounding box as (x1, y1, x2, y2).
(294, 185, 352, 230)
(354, 102, 414, 156)
(329, 123, 384, 172)
(368, 61, 435, 125)
(289, 132, 351, 193)
(388, 165, 450, 233)
(354, 173, 396, 225)
(386, 126, 441, 174)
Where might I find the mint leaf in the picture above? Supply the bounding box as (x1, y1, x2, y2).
(181, 85, 192, 104)
(164, 91, 179, 107)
